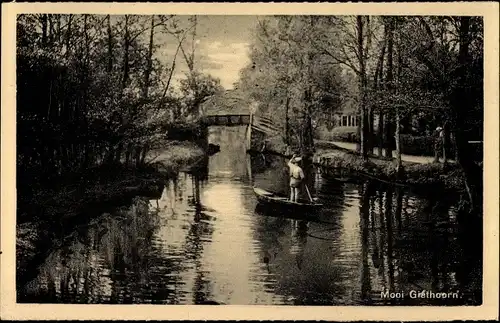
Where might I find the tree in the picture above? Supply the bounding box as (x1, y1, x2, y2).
(310, 16, 383, 158)
(238, 16, 346, 155)
(367, 16, 483, 187)
(179, 71, 224, 118)
(16, 14, 209, 197)
(449, 17, 483, 212)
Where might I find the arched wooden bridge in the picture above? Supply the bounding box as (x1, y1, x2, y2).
(199, 90, 281, 136)
(201, 113, 280, 135)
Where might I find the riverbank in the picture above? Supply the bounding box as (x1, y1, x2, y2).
(17, 140, 205, 291)
(314, 144, 464, 190)
(250, 140, 466, 192)
(146, 140, 207, 173)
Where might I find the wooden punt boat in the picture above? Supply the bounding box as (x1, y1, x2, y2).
(253, 187, 323, 213)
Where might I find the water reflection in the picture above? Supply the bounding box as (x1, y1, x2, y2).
(19, 126, 481, 305)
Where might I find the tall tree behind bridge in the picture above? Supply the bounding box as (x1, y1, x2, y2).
(170, 16, 225, 120)
(238, 16, 345, 155)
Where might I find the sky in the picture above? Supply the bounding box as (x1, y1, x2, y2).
(156, 15, 260, 90)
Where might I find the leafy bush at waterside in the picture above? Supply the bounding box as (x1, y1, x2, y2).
(316, 148, 464, 190)
(164, 122, 206, 142)
(399, 135, 437, 156)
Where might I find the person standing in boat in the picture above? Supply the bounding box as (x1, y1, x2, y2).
(288, 154, 305, 202)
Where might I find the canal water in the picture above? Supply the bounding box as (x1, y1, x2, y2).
(18, 126, 482, 305)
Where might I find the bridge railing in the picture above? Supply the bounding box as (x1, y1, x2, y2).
(201, 114, 251, 126)
(200, 112, 281, 135)
(252, 115, 280, 133)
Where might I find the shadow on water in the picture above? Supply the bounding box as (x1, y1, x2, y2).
(19, 125, 482, 305)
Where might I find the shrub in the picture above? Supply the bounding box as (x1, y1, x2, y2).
(317, 149, 464, 190)
(400, 134, 435, 156)
(164, 122, 206, 141)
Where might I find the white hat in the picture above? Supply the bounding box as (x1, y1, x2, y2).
(436, 127, 443, 131)
(292, 156, 302, 163)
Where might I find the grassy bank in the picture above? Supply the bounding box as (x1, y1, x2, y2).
(147, 140, 206, 173)
(17, 140, 205, 289)
(250, 138, 465, 191)
(313, 142, 465, 191)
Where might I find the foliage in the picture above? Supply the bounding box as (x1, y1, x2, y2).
(148, 141, 205, 172)
(241, 15, 482, 212)
(179, 71, 225, 118)
(238, 16, 347, 152)
(317, 148, 464, 190)
(16, 14, 221, 196)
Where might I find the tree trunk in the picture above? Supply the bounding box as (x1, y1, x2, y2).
(71, 143, 76, 168)
(300, 100, 315, 156)
(301, 80, 315, 155)
(114, 142, 123, 164)
(46, 79, 53, 119)
(442, 121, 450, 164)
(104, 144, 115, 165)
(59, 144, 67, 174)
(107, 15, 113, 73)
(364, 17, 374, 155)
(356, 115, 361, 153)
(125, 142, 132, 166)
(41, 14, 48, 46)
(83, 14, 89, 59)
(56, 15, 61, 43)
(385, 18, 395, 159)
(82, 142, 91, 169)
(285, 96, 290, 145)
(433, 128, 440, 163)
(140, 145, 148, 164)
(302, 21, 315, 157)
(122, 15, 130, 90)
(66, 15, 72, 56)
(143, 15, 155, 99)
(378, 113, 384, 157)
(134, 146, 142, 167)
(375, 23, 387, 157)
(116, 15, 131, 164)
(451, 17, 481, 213)
(368, 108, 374, 155)
(306, 113, 314, 153)
(48, 15, 54, 44)
(81, 14, 90, 125)
(159, 41, 183, 108)
(357, 16, 368, 159)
